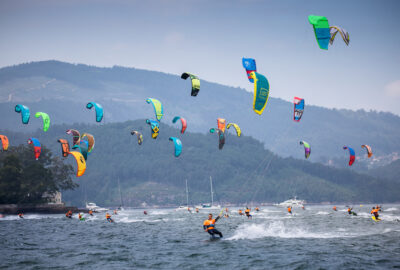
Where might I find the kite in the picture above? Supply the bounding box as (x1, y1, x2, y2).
(242, 58, 256, 83)
(249, 72, 270, 115)
(181, 72, 200, 96)
(35, 112, 50, 132)
(169, 137, 182, 157)
(81, 133, 95, 153)
(146, 98, 163, 121)
(86, 102, 104, 123)
(330, 26, 350, 46)
(294, 97, 305, 122)
(361, 145, 372, 158)
(210, 128, 225, 150)
(0, 135, 9, 151)
(299, 141, 311, 159)
(343, 146, 355, 166)
(146, 119, 160, 139)
(27, 138, 41, 160)
(131, 131, 143, 145)
(172, 116, 187, 134)
(57, 139, 70, 157)
(217, 118, 226, 133)
(66, 129, 81, 146)
(226, 123, 241, 137)
(15, 104, 30, 124)
(308, 15, 330, 50)
(68, 151, 86, 177)
(72, 140, 89, 161)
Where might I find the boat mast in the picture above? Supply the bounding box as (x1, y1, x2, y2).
(118, 177, 123, 208)
(210, 176, 214, 207)
(185, 179, 189, 207)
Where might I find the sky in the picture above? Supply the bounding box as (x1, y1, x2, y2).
(1, 0, 400, 114)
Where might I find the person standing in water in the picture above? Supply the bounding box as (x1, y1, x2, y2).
(203, 213, 223, 238)
(66, 210, 73, 219)
(333, 206, 337, 211)
(238, 209, 243, 216)
(371, 207, 380, 220)
(106, 213, 113, 222)
(287, 206, 292, 214)
(18, 213, 24, 219)
(245, 208, 252, 219)
(89, 210, 93, 216)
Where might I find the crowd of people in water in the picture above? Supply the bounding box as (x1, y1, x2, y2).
(2, 205, 384, 238)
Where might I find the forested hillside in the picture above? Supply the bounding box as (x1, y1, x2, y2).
(1, 61, 400, 166)
(1, 120, 398, 207)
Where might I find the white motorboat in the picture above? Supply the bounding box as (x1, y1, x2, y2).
(275, 197, 305, 207)
(85, 202, 108, 212)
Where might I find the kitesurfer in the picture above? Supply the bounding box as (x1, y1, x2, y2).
(187, 207, 192, 213)
(113, 209, 118, 215)
(287, 206, 292, 214)
(371, 207, 380, 220)
(347, 207, 357, 215)
(143, 211, 148, 215)
(245, 208, 252, 219)
(333, 206, 337, 211)
(195, 208, 199, 213)
(203, 213, 223, 238)
(106, 213, 113, 222)
(89, 210, 93, 216)
(66, 210, 73, 218)
(18, 213, 24, 219)
(302, 205, 305, 210)
(78, 213, 84, 221)
(238, 209, 243, 216)
(255, 207, 260, 212)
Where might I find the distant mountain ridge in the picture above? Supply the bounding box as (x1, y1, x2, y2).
(1, 60, 399, 167)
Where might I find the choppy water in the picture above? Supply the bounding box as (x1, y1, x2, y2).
(1, 204, 400, 269)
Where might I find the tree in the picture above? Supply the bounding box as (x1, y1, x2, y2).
(0, 144, 77, 204)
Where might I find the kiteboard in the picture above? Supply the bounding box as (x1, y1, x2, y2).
(209, 235, 222, 241)
(371, 216, 381, 222)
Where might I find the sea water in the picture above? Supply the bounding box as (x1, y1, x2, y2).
(1, 204, 399, 269)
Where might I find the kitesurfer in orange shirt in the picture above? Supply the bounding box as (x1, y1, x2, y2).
(203, 213, 223, 238)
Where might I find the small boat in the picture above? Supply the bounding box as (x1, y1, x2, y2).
(196, 176, 221, 210)
(275, 197, 305, 207)
(176, 179, 191, 211)
(85, 202, 108, 212)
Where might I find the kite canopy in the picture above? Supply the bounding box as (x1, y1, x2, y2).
(343, 146, 356, 166)
(81, 133, 95, 153)
(131, 131, 143, 145)
(210, 128, 225, 150)
(300, 141, 311, 159)
(217, 118, 226, 133)
(15, 104, 30, 124)
(57, 139, 70, 157)
(27, 138, 41, 160)
(35, 112, 50, 132)
(86, 102, 104, 122)
(294, 97, 305, 122)
(308, 15, 330, 50)
(72, 140, 89, 161)
(226, 123, 241, 137)
(146, 119, 160, 139)
(66, 129, 81, 146)
(172, 116, 187, 134)
(0, 135, 9, 151)
(68, 151, 86, 177)
(330, 26, 350, 46)
(249, 72, 270, 115)
(181, 72, 200, 96)
(242, 58, 257, 83)
(146, 98, 164, 121)
(361, 145, 372, 158)
(169, 137, 182, 157)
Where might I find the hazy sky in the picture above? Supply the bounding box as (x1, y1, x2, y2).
(1, 0, 400, 114)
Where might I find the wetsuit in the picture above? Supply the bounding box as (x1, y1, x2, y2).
(371, 209, 380, 219)
(245, 209, 252, 218)
(106, 214, 113, 222)
(203, 216, 223, 238)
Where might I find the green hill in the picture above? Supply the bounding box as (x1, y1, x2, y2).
(1, 120, 398, 207)
(1, 61, 400, 167)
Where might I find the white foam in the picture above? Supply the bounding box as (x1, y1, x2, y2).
(227, 221, 339, 240)
(384, 207, 397, 211)
(316, 211, 329, 215)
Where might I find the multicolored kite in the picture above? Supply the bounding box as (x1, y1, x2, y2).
(300, 141, 311, 159)
(27, 138, 41, 160)
(86, 102, 104, 123)
(343, 146, 355, 166)
(15, 104, 30, 124)
(146, 98, 163, 121)
(361, 145, 372, 158)
(294, 97, 305, 122)
(146, 119, 160, 139)
(308, 15, 330, 50)
(68, 151, 86, 177)
(169, 137, 182, 157)
(57, 139, 70, 157)
(131, 131, 143, 145)
(35, 112, 50, 132)
(0, 135, 9, 151)
(217, 118, 226, 133)
(181, 72, 200, 96)
(210, 128, 225, 150)
(242, 58, 256, 83)
(226, 123, 241, 137)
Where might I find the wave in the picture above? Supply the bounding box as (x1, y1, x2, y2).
(384, 207, 398, 212)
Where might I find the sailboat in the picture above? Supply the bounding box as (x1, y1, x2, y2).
(196, 176, 221, 210)
(176, 179, 190, 211)
(117, 177, 125, 210)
